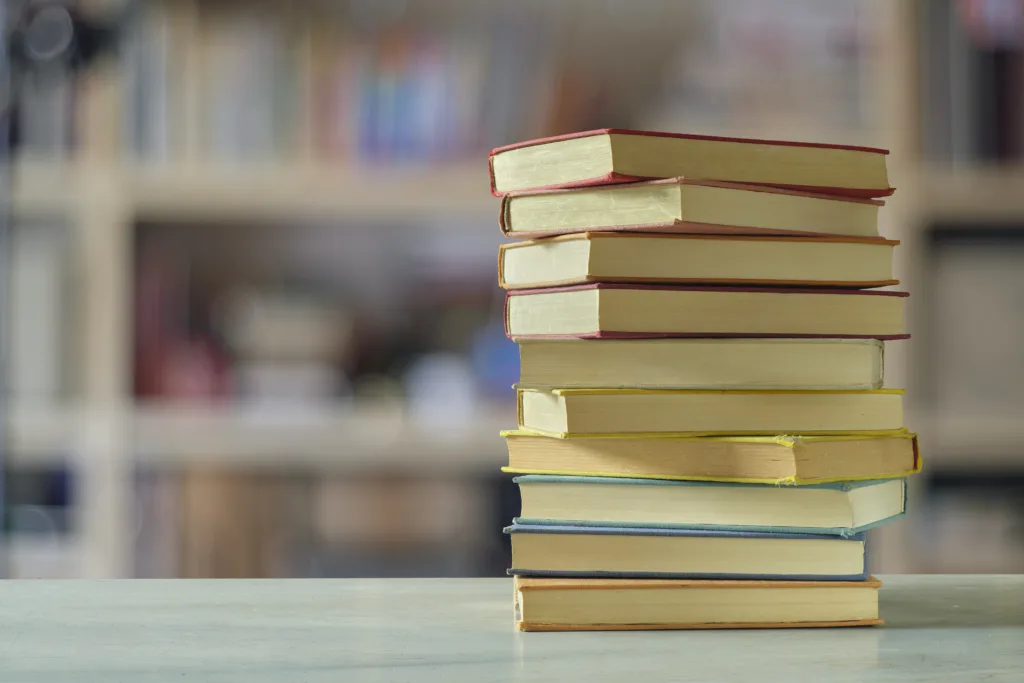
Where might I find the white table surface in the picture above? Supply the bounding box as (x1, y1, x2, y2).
(0, 575, 1021, 682)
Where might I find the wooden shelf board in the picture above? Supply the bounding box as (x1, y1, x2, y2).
(7, 406, 79, 465)
(915, 165, 1024, 223)
(912, 413, 1024, 470)
(132, 401, 511, 472)
(127, 163, 496, 220)
(10, 158, 79, 215)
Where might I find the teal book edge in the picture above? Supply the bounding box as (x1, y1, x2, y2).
(511, 511, 905, 538)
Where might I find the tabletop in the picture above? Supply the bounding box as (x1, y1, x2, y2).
(0, 575, 1021, 682)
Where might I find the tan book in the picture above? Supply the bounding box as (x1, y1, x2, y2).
(499, 233, 897, 290)
(506, 523, 868, 580)
(488, 129, 892, 197)
(514, 576, 883, 631)
(501, 431, 921, 485)
(517, 388, 905, 437)
(504, 284, 909, 340)
(498, 179, 884, 240)
(516, 338, 885, 390)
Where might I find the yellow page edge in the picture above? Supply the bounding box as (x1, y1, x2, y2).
(499, 463, 923, 486)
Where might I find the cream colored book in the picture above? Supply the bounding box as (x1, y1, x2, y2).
(514, 576, 883, 631)
(516, 338, 885, 390)
(488, 129, 892, 197)
(498, 179, 883, 239)
(499, 233, 896, 290)
(514, 475, 908, 535)
(504, 284, 908, 340)
(506, 523, 868, 580)
(517, 388, 905, 437)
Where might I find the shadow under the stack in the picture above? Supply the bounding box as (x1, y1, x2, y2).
(489, 129, 917, 631)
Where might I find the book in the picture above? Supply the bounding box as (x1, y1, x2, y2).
(499, 233, 897, 290)
(506, 524, 868, 580)
(502, 431, 922, 485)
(505, 284, 909, 340)
(517, 388, 904, 437)
(514, 475, 907, 536)
(516, 338, 885, 390)
(513, 576, 883, 631)
(498, 178, 884, 239)
(488, 129, 893, 197)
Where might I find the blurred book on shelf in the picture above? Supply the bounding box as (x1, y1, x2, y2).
(132, 468, 507, 578)
(643, 0, 875, 142)
(118, 1, 578, 166)
(921, 0, 1024, 162)
(7, 222, 71, 404)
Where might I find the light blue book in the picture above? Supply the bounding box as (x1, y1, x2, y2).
(513, 475, 907, 537)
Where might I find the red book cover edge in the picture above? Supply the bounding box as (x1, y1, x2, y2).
(505, 283, 910, 297)
(488, 129, 894, 198)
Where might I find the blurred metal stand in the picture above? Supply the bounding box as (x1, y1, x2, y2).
(0, 0, 130, 577)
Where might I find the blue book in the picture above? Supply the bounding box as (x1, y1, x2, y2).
(505, 523, 868, 581)
(513, 475, 907, 537)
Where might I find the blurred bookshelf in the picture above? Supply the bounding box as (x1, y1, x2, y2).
(5, 0, 1024, 578)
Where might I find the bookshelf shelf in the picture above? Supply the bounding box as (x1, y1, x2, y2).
(6, 401, 510, 470)
(127, 163, 495, 220)
(7, 406, 80, 465)
(11, 160, 80, 216)
(916, 166, 1024, 222)
(10, 160, 497, 221)
(916, 414, 1024, 470)
(131, 402, 510, 471)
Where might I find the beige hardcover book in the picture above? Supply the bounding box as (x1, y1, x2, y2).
(516, 338, 885, 390)
(498, 179, 884, 240)
(500, 233, 896, 290)
(489, 129, 891, 197)
(514, 576, 883, 631)
(504, 284, 908, 340)
(517, 388, 905, 437)
(501, 430, 921, 485)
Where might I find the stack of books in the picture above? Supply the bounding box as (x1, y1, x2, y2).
(487, 129, 920, 632)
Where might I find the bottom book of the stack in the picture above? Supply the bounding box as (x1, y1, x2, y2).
(514, 576, 883, 631)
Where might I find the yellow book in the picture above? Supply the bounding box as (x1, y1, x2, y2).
(501, 430, 920, 485)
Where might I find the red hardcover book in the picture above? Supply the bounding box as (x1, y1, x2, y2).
(504, 283, 909, 340)
(488, 129, 893, 198)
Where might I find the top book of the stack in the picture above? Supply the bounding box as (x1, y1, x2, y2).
(488, 129, 892, 198)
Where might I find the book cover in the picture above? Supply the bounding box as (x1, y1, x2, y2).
(514, 575, 884, 631)
(505, 523, 869, 580)
(497, 177, 888, 239)
(498, 232, 900, 289)
(488, 128, 894, 197)
(512, 475, 908, 537)
(504, 283, 911, 340)
(516, 387, 906, 438)
(500, 429, 923, 485)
